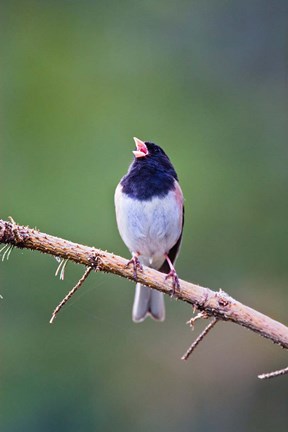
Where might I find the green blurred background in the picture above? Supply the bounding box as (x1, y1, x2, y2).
(1, 1, 288, 431)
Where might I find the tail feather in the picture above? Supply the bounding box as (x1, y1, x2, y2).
(132, 283, 165, 323)
(150, 288, 165, 321)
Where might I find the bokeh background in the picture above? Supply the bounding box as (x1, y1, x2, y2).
(1, 1, 288, 431)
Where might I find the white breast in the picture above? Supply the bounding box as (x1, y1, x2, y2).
(115, 183, 183, 269)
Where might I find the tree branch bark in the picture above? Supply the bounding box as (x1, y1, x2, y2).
(1, 218, 288, 350)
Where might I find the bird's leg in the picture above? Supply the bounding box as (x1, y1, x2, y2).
(126, 253, 143, 280)
(164, 254, 180, 296)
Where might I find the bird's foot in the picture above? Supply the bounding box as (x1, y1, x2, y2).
(164, 253, 180, 296)
(165, 269, 180, 296)
(126, 255, 143, 280)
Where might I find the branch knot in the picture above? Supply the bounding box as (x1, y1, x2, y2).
(88, 252, 102, 271)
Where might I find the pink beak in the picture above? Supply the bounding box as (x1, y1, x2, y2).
(133, 137, 148, 158)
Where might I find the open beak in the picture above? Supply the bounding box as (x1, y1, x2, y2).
(133, 137, 148, 158)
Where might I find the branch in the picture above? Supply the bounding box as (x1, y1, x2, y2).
(49, 266, 93, 324)
(181, 318, 218, 360)
(258, 366, 288, 380)
(1, 219, 288, 351)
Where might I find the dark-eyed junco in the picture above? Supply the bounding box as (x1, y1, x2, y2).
(115, 137, 184, 322)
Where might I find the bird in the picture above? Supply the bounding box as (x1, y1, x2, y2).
(114, 137, 184, 322)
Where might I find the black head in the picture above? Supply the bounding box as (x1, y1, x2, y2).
(132, 137, 173, 167)
(142, 142, 168, 158)
(120, 137, 178, 200)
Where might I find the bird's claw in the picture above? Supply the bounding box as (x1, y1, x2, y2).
(165, 270, 180, 296)
(126, 256, 143, 280)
